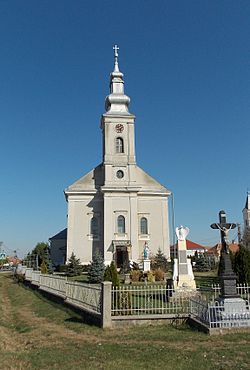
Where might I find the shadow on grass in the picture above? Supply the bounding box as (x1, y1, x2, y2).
(64, 317, 87, 324)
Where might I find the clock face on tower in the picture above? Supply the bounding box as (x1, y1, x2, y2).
(115, 124, 124, 133)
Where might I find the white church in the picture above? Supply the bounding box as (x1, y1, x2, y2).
(64, 46, 171, 266)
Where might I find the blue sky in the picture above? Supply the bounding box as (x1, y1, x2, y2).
(0, 0, 249, 257)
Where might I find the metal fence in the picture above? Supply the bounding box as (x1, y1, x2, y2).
(191, 283, 250, 329)
(66, 281, 101, 314)
(111, 284, 199, 316)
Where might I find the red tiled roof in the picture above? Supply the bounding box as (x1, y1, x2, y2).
(207, 243, 239, 256)
(171, 239, 207, 251)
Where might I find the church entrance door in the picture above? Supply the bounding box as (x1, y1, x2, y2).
(116, 246, 128, 269)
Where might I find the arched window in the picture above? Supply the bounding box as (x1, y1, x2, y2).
(117, 215, 125, 234)
(140, 217, 148, 234)
(91, 217, 98, 236)
(116, 137, 124, 153)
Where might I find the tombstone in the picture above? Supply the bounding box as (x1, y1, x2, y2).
(173, 225, 196, 290)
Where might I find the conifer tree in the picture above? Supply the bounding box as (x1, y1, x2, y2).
(104, 265, 112, 282)
(88, 253, 105, 283)
(233, 245, 250, 284)
(152, 248, 168, 272)
(109, 261, 120, 287)
(40, 259, 48, 274)
(67, 252, 82, 277)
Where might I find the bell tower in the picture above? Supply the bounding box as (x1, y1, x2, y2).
(243, 192, 250, 232)
(101, 45, 136, 187)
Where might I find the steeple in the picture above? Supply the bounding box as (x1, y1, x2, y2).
(245, 191, 250, 210)
(243, 191, 250, 232)
(105, 45, 132, 115)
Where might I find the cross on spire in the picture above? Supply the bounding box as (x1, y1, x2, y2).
(113, 44, 119, 71)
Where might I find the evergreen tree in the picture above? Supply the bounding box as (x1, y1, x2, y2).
(104, 265, 112, 281)
(152, 248, 168, 272)
(104, 261, 120, 286)
(40, 259, 48, 274)
(88, 253, 105, 283)
(233, 245, 250, 284)
(109, 261, 120, 286)
(242, 227, 250, 249)
(67, 252, 82, 276)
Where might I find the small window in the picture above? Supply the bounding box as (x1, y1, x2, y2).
(91, 217, 98, 236)
(116, 137, 124, 153)
(117, 215, 125, 234)
(140, 217, 148, 234)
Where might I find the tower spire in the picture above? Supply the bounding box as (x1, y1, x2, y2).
(104, 45, 132, 115)
(113, 44, 120, 72)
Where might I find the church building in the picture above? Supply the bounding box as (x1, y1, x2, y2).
(64, 46, 171, 266)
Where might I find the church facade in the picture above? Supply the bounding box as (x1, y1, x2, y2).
(64, 48, 171, 266)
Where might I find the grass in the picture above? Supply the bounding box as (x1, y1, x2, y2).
(0, 273, 249, 370)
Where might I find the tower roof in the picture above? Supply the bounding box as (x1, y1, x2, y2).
(104, 45, 132, 116)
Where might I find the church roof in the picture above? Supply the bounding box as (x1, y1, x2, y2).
(65, 163, 170, 197)
(64, 164, 104, 196)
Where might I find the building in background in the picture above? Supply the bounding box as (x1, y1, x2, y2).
(49, 228, 67, 268)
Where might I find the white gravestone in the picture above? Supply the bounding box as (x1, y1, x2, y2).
(173, 225, 196, 290)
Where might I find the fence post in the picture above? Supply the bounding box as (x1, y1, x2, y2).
(101, 281, 112, 328)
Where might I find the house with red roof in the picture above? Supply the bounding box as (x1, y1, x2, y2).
(170, 239, 208, 258)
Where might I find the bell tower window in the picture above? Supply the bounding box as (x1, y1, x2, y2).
(116, 137, 124, 153)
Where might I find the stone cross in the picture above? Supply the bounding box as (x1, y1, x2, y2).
(211, 210, 238, 298)
(211, 210, 236, 254)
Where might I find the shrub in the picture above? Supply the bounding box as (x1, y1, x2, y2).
(154, 268, 165, 281)
(146, 271, 155, 283)
(14, 273, 25, 284)
(130, 270, 141, 282)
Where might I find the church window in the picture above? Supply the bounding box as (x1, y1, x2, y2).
(140, 217, 148, 234)
(91, 217, 98, 236)
(116, 137, 124, 153)
(117, 215, 125, 234)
